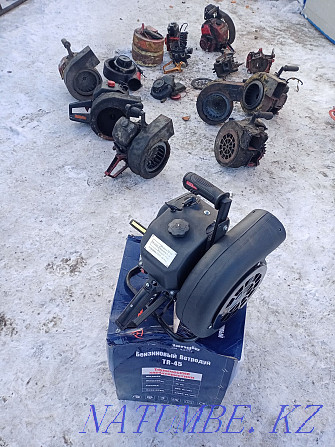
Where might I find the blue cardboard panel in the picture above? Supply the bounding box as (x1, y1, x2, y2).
(106, 235, 246, 406)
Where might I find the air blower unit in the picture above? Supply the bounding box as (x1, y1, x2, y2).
(116, 173, 286, 341)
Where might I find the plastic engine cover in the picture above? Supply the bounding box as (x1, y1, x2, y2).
(140, 193, 216, 290)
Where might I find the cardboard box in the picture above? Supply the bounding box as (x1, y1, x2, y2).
(107, 235, 246, 407)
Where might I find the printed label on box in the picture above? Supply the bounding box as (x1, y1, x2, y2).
(144, 234, 177, 268)
(142, 367, 202, 398)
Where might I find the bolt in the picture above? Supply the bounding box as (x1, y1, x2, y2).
(152, 280, 157, 286)
(204, 210, 211, 215)
(208, 325, 212, 329)
(223, 225, 228, 231)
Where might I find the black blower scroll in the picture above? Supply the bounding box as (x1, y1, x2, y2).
(116, 172, 286, 341)
(103, 55, 143, 91)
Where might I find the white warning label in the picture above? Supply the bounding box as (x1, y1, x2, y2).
(144, 234, 177, 268)
(142, 367, 202, 381)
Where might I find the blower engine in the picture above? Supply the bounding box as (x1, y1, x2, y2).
(116, 172, 286, 340)
(196, 64, 300, 125)
(69, 80, 142, 140)
(103, 55, 143, 91)
(104, 104, 174, 179)
(200, 4, 236, 52)
(58, 38, 102, 101)
(246, 48, 275, 74)
(214, 112, 273, 168)
(164, 22, 193, 73)
(213, 46, 242, 78)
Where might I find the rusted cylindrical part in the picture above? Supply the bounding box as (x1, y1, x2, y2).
(132, 26, 164, 67)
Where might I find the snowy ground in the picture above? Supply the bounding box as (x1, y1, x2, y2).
(1, 0, 334, 446)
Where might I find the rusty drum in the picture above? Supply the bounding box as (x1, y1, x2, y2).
(132, 25, 164, 67)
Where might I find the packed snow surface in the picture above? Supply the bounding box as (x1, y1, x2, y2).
(0, 0, 334, 446)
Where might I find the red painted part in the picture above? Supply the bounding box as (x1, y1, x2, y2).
(170, 94, 181, 100)
(201, 24, 212, 36)
(107, 80, 116, 87)
(329, 108, 335, 121)
(186, 180, 197, 190)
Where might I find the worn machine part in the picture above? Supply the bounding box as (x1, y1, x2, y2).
(132, 24, 165, 67)
(246, 48, 275, 74)
(116, 172, 286, 340)
(200, 4, 236, 52)
(191, 78, 212, 90)
(214, 112, 273, 168)
(196, 80, 243, 124)
(151, 75, 186, 101)
(165, 22, 193, 72)
(103, 55, 142, 91)
(0, 0, 27, 16)
(58, 39, 102, 101)
(241, 72, 289, 114)
(197, 65, 300, 124)
(69, 80, 142, 140)
(104, 104, 174, 179)
(213, 46, 242, 78)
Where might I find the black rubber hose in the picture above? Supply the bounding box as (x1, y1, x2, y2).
(125, 265, 142, 295)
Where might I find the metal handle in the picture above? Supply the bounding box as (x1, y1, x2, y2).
(68, 101, 92, 123)
(282, 65, 299, 72)
(61, 38, 74, 58)
(276, 65, 299, 77)
(183, 172, 229, 209)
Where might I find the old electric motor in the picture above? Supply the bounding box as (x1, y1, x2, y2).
(58, 38, 102, 101)
(116, 172, 286, 340)
(69, 80, 142, 140)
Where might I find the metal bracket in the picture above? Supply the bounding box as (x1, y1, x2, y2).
(163, 60, 184, 74)
(104, 153, 128, 178)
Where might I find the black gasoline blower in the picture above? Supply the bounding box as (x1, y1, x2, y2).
(116, 173, 286, 341)
(58, 39, 102, 101)
(104, 103, 174, 179)
(69, 80, 142, 140)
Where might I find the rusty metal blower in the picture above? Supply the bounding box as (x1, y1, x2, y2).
(196, 64, 300, 125)
(58, 39, 102, 101)
(200, 4, 236, 52)
(214, 112, 273, 168)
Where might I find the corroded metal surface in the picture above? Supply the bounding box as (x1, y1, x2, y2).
(132, 26, 164, 67)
